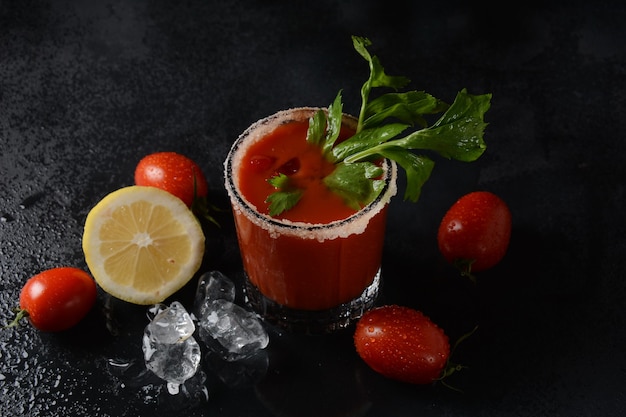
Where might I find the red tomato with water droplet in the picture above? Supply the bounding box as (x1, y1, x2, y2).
(354, 305, 450, 384)
(14, 267, 97, 332)
(134, 152, 208, 207)
(437, 191, 512, 274)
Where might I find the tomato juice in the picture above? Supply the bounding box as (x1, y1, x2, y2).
(237, 120, 357, 224)
(224, 108, 398, 327)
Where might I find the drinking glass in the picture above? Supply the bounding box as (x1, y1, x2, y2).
(224, 108, 397, 333)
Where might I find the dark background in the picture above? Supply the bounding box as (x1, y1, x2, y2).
(1, 1, 625, 416)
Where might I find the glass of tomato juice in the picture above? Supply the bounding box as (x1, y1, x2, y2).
(224, 108, 397, 333)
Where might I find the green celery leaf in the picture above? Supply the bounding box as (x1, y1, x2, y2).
(268, 173, 290, 189)
(266, 173, 303, 216)
(323, 162, 384, 210)
(396, 89, 491, 161)
(363, 91, 448, 129)
(378, 148, 435, 202)
(266, 190, 302, 217)
(323, 91, 343, 155)
(367, 55, 411, 89)
(352, 35, 410, 131)
(330, 123, 409, 163)
(345, 89, 491, 164)
(352, 36, 409, 91)
(306, 110, 326, 147)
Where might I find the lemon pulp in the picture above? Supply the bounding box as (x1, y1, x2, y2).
(82, 186, 205, 305)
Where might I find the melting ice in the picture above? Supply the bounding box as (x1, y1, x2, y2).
(197, 299, 269, 361)
(194, 271, 269, 361)
(146, 301, 195, 344)
(142, 302, 201, 387)
(193, 270, 236, 318)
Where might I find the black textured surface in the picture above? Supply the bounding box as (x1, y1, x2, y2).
(1, 1, 626, 416)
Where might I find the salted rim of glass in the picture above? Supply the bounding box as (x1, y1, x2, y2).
(223, 107, 398, 241)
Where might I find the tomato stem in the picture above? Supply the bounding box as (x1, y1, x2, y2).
(191, 196, 222, 228)
(4, 308, 29, 329)
(453, 258, 477, 284)
(191, 173, 221, 228)
(437, 325, 479, 392)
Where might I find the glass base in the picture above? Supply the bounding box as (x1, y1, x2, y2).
(243, 269, 381, 334)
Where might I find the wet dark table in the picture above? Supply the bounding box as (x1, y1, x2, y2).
(2, 1, 625, 416)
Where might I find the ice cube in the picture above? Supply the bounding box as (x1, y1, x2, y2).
(146, 303, 168, 321)
(197, 299, 269, 361)
(146, 301, 195, 344)
(143, 326, 201, 385)
(193, 271, 236, 319)
(142, 302, 201, 387)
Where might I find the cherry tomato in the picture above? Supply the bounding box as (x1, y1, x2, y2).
(437, 191, 512, 274)
(14, 267, 97, 332)
(134, 151, 209, 207)
(354, 305, 450, 384)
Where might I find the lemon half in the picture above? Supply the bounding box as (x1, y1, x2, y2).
(82, 186, 205, 305)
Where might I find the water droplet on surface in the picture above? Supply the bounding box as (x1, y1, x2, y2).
(1, 213, 14, 222)
(19, 191, 46, 209)
(107, 358, 133, 374)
